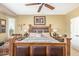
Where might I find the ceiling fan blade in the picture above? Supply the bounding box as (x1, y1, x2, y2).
(38, 3, 44, 12)
(25, 3, 41, 6)
(44, 4, 55, 10)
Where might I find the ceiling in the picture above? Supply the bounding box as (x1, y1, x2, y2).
(2, 3, 79, 15)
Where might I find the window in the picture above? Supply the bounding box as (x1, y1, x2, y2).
(7, 17, 15, 37)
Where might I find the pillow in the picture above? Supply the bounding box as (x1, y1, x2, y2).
(29, 33, 41, 37)
(29, 33, 36, 37)
(41, 33, 50, 37)
(35, 33, 41, 37)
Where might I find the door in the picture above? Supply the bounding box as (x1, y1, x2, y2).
(71, 16, 79, 50)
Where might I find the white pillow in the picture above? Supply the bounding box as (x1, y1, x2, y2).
(29, 33, 36, 37)
(29, 33, 41, 37)
(41, 33, 50, 37)
(35, 33, 41, 37)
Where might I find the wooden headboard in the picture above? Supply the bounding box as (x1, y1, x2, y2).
(29, 24, 51, 34)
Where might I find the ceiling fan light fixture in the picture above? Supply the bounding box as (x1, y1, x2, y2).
(25, 3, 55, 12)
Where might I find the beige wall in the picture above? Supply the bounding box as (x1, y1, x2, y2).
(15, 15, 67, 35)
(66, 7, 79, 37)
(0, 13, 16, 42)
(66, 7, 79, 19)
(0, 13, 8, 42)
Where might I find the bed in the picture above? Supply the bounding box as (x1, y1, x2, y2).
(9, 24, 71, 56)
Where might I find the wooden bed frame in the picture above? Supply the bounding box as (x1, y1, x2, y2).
(9, 24, 71, 56)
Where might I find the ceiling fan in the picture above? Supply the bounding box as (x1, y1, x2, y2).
(25, 3, 55, 12)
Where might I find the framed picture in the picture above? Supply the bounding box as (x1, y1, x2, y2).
(34, 16, 46, 25)
(0, 19, 6, 26)
(0, 19, 6, 33)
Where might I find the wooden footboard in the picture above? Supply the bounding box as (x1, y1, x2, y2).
(9, 37, 71, 56)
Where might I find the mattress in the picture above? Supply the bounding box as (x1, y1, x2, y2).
(16, 37, 59, 43)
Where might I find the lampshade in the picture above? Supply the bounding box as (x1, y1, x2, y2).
(53, 28, 58, 32)
(24, 29, 27, 32)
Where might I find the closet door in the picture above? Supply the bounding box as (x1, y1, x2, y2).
(71, 17, 79, 50)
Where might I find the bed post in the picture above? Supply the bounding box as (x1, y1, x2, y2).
(64, 38, 71, 56)
(9, 37, 16, 56)
(49, 24, 51, 36)
(66, 38, 71, 56)
(29, 24, 32, 32)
